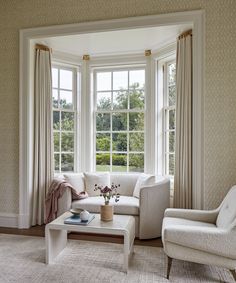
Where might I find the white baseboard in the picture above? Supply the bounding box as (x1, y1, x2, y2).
(0, 213, 19, 228)
(18, 213, 30, 229)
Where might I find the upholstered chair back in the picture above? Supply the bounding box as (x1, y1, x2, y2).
(216, 185, 236, 229)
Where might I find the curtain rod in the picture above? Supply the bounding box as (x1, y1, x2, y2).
(35, 44, 52, 52)
(178, 29, 192, 39)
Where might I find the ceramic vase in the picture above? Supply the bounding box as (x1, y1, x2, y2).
(100, 205, 113, 221)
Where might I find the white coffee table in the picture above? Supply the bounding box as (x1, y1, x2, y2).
(45, 212, 135, 273)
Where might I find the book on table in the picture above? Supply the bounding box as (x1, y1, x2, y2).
(64, 214, 95, 225)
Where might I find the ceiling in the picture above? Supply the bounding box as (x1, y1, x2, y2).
(38, 24, 192, 57)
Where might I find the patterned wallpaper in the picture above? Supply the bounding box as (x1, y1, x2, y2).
(0, 0, 235, 214)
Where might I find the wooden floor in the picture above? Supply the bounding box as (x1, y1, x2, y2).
(0, 225, 163, 247)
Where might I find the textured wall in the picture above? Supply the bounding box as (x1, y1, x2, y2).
(0, 0, 235, 213)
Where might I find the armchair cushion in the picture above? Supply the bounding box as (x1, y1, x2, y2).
(63, 173, 85, 193)
(83, 172, 110, 196)
(72, 196, 139, 216)
(133, 173, 155, 198)
(163, 217, 236, 259)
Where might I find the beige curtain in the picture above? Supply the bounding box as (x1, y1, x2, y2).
(173, 31, 192, 209)
(32, 45, 53, 225)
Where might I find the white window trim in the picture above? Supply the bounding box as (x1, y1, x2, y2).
(19, 11, 205, 228)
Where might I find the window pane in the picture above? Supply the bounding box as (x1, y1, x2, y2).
(129, 70, 145, 89)
(61, 112, 74, 131)
(96, 113, 110, 131)
(129, 153, 144, 172)
(53, 89, 59, 108)
(60, 69, 73, 90)
(113, 71, 128, 90)
(61, 133, 74, 152)
(130, 89, 144, 109)
(129, 132, 144, 152)
(61, 154, 74, 172)
(96, 133, 110, 151)
(60, 90, 73, 109)
(169, 131, 175, 153)
(54, 154, 59, 172)
(113, 90, 128, 110)
(53, 132, 60, 152)
(168, 63, 176, 85)
(96, 153, 110, 171)
(169, 109, 175, 130)
(129, 112, 144, 131)
(112, 113, 127, 131)
(112, 153, 127, 172)
(97, 72, 111, 91)
(52, 68, 58, 88)
(169, 154, 175, 175)
(97, 92, 111, 110)
(168, 85, 176, 106)
(53, 111, 60, 130)
(112, 133, 127, 151)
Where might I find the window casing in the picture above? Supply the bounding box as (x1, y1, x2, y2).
(94, 67, 145, 172)
(52, 65, 79, 173)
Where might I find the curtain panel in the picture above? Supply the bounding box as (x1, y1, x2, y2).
(173, 31, 193, 209)
(32, 46, 53, 225)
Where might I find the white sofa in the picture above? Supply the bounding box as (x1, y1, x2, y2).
(57, 172, 170, 239)
(162, 185, 236, 280)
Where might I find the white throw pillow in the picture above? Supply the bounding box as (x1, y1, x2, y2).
(83, 172, 110, 197)
(133, 173, 155, 198)
(63, 173, 85, 193)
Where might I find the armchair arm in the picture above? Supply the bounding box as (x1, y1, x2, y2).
(139, 178, 170, 239)
(57, 187, 72, 217)
(164, 208, 219, 224)
(163, 225, 236, 259)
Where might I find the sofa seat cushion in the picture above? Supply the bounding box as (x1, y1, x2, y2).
(162, 217, 216, 244)
(72, 196, 139, 216)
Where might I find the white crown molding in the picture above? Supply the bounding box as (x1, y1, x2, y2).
(19, 10, 205, 228)
(0, 213, 18, 228)
(52, 50, 82, 65)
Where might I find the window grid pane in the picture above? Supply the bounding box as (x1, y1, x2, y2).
(164, 62, 176, 176)
(95, 68, 145, 172)
(52, 65, 77, 173)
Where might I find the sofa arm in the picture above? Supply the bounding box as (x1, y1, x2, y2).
(57, 187, 72, 217)
(139, 178, 170, 239)
(164, 208, 219, 224)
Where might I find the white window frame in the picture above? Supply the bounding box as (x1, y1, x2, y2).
(52, 63, 80, 173)
(163, 60, 176, 177)
(93, 65, 146, 172)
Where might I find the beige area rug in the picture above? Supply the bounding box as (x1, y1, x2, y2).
(0, 234, 234, 283)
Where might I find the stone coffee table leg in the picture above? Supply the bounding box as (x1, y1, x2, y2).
(45, 226, 67, 264)
(123, 230, 135, 273)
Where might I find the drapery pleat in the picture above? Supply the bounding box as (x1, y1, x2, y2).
(31, 47, 53, 225)
(173, 32, 192, 209)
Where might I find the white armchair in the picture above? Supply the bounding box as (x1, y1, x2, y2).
(162, 185, 236, 281)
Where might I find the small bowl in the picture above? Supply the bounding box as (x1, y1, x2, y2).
(70, 208, 83, 216)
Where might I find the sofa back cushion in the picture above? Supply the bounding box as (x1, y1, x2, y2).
(110, 173, 139, 196)
(84, 172, 110, 196)
(216, 185, 236, 229)
(63, 173, 85, 193)
(133, 173, 156, 198)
